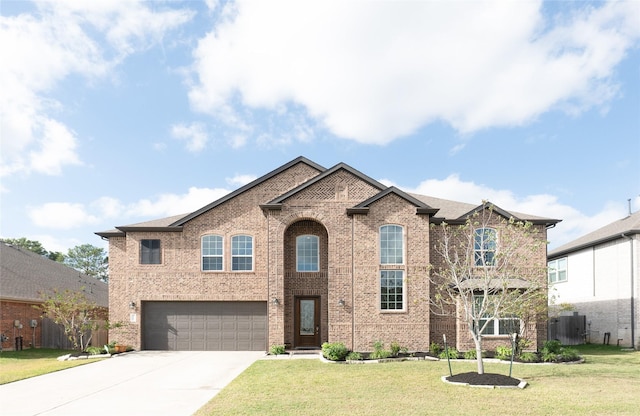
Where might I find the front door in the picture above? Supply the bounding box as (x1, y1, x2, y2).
(294, 297, 320, 348)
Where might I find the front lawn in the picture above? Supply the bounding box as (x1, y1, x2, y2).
(0, 348, 105, 384)
(195, 344, 639, 416)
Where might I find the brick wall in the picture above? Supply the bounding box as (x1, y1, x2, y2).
(106, 161, 549, 353)
(0, 300, 43, 350)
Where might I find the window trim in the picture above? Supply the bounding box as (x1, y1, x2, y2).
(231, 234, 254, 272)
(379, 224, 405, 265)
(296, 234, 319, 272)
(474, 227, 497, 267)
(379, 269, 406, 312)
(548, 257, 568, 283)
(201, 234, 224, 272)
(473, 295, 521, 336)
(140, 239, 161, 265)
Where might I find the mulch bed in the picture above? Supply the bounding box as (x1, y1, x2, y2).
(446, 372, 521, 386)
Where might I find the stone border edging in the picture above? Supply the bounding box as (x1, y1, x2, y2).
(441, 375, 528, 389)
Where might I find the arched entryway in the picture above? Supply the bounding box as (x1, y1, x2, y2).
(283, 219, 329, 348)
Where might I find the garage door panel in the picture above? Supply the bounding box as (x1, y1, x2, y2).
(143, 301, 267, 351)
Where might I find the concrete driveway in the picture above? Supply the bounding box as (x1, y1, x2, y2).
(0, 350, 265, 416)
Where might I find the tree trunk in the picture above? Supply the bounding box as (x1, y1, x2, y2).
(475, 339, 485, 374)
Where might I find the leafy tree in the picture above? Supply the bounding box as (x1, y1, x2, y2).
(429, 203, 548, 375)
(1, 237, 66, 262)
(35, 289, 108, 351)
(47, 251, 65, 262)
(64, 244, 109, 282)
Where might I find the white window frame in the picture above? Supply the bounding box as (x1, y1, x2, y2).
(548, 257, 568, 283)
(201, 234, 223, 271)
(473, 295, 521, 336)
(231, 234, 253, 271)
(380, 224, 404, 265)
(296, 235, 319, 272)
(474, 227, 497, 267)
(380, 270, 406, 312)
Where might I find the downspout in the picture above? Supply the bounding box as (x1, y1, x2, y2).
(622, 233, 635, 349)
(351, 214, 355, 350)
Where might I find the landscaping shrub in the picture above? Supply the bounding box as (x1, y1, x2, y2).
(518, 352, 539, 363)
(389, 341, 402, 357)
(463, 349, 485, 360)
(369, 341, 392, 360)
(346, 351, 362, 361)
(542, 340, 562, 354)
(322, 342, 349, 361)
(429, 342, 442, 356)
(85, 346, 102, 355)
(269, 345, 286, 355)
(495, 345, 513, 360)
(438, 347, 458, 359)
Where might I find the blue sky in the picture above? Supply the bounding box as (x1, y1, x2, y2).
(1, 0, 639, 254)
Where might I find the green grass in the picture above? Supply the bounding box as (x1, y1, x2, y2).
(0, 348, 105, 384)
(194, 345, 639, 416)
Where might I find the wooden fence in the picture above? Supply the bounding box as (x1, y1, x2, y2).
(548, 313, 586, 345)
(41, 318, 108, 350)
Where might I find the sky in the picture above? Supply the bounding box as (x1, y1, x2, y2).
(1, 0, 639, 256)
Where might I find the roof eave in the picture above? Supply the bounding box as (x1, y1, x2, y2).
(549, 228, 640, 259)
(115, 226, 183, 233)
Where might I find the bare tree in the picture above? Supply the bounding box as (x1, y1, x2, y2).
(430, 203, 548, 374)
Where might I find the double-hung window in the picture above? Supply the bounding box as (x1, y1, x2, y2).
(474, 228, 496, 266)
(202, 235, 223, 271)
(231, 235, 253, 271)
(379, 225, 405, 311)
(548, 258, 567, 283)
(296, 235, 319, 272)
(140, 239, 161, 264)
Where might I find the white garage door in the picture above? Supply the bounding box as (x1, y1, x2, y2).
(143, 301, 267, 351)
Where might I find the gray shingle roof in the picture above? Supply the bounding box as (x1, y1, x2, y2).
(96, 157, 559, 236)
(0, 242, 108, 306)
(548, 210, 640, 258)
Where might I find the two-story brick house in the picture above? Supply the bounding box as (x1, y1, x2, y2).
(97, 157, 557, 352)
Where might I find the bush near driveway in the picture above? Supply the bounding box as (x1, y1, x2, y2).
(195, 345, 640, 416)
(0, 348, 106, 384)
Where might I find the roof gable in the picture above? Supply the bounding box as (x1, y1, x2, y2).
(262, 162, 387, 209)
(171, 156, 325, 226)
(346, 187, 439, 216)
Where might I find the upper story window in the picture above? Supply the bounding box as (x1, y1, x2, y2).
(140, 239, 161, 264)
(474, 228, 497, 266)
(202, 235, 223, 271)
(231, 235, 253, 271)
(296, 235, 319, 272)
(548, 258, 567, 283)
(380, 225, 404, 264)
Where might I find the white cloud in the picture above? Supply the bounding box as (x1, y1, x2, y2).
(226, 174, 257, 187)
(398, 174, 636, 249)
(171, 122, 209, 152)
(126, 186, 230, 218)
(28, 202, 100, 229)
(0, 1, 194, 179)
(189, 0, 639, 145)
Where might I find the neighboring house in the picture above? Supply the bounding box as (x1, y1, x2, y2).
(548, 211, 639, 349)
(0, 242, 109, 350)
(97, 157, 558, 352)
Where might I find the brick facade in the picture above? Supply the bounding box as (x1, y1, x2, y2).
(101, 157, 553, 352)
(0, 300, 42, 350)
